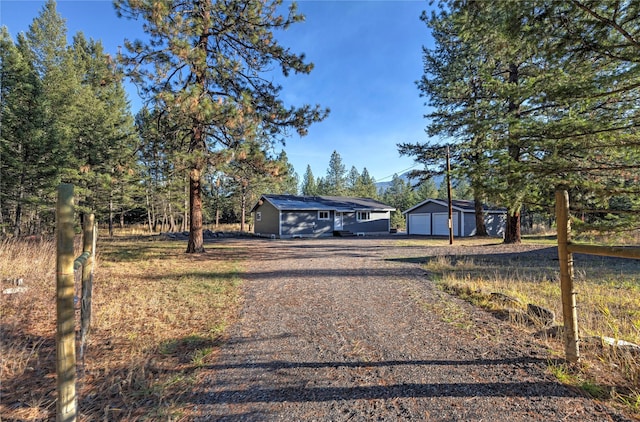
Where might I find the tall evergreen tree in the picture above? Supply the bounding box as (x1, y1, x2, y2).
(5, 1, 74, 235)
(227, 140, 283, 231)
(301, 164, 318, 196)
(410, 0, 640, 242)
(68, 33, 138, 223)
(0, 28, 46, 235)
(115, 0, 329, 253)
(414, 178, 438, 203)
(135, 106, 189, 233)
(324, 150, 347, 196)
(273, 151, 299, 195)
(346, 166, 360, 196)
(315, 176, 329, 196)
(383, 174, 415, 214)
(382, 174, 415, 230)
(355, 167, 379, 199)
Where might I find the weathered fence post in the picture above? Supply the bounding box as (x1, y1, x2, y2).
(555, 187, 580, 363)
(56, 184, 77, 422)
(80, 213, 96, 364)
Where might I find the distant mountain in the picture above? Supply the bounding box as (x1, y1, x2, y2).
(375, 171, 444, 193)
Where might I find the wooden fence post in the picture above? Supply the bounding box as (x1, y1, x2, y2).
(555, 187, 580, 363)
(80, 213, 95, 364)
(56, 184, 77, 422)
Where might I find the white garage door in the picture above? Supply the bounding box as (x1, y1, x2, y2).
(409, 214, 431, 235)
(432, 212, 459, 236)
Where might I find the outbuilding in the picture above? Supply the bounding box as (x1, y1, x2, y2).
(403, 198, 506, 237)
(251, 194, 395, 238)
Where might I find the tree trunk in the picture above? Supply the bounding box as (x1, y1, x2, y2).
(108, 196, 114, 237)
(146, 190, 153, 233)
(183, 173, 189, 232)
(161, 201, 168, 232)
(504, 62, 522, 244)
(240, 184, 247, 232)
(13, 176, 24, 237)
(504, 210, 521, 244)
(473, 195, 488, 236)
(186, 166, 205, 253)
(187, 33, 208, 253)
(168, 203, 176, 232)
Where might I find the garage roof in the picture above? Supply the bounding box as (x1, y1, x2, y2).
(403, 198, 506, 215)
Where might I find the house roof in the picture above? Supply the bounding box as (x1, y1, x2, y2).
(251, 194, 395, 213)
(403, 198, 506, 215)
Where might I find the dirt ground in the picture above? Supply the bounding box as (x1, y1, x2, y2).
(188, 236, 635, 421)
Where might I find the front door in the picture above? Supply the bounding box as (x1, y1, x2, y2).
(334, 212, 343, 230)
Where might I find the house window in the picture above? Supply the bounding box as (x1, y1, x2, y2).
(256, 212, 262, 222)
(318, 210, 330, 220)
(357, 211, 370, 221)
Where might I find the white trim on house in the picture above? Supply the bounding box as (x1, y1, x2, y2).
(356, 211, 370, 221)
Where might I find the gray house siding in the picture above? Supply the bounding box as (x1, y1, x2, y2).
(254, 201, 280, 236)
(343, 211, 391, 233)
(406, 202, 441, 214)
(281, 210, 333, 237)
(463, 212, 476, 237)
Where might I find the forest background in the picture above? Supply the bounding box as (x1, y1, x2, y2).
(1, 0, 638, 244)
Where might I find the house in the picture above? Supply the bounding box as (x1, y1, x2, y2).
(251, 194, 395, 238)
(403, 198, 506, 237)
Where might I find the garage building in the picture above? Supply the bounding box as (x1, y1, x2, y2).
(403, 198, 506, 237)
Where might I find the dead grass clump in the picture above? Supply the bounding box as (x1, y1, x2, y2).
(1, 236, 243, 420)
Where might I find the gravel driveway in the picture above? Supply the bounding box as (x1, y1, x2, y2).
(194, 237, 632, 421)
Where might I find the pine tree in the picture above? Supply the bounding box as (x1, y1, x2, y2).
(355, 167, 379, 199)
(301, 165, 318, 196)
(382, 174, 415, 230)
(226, 140, 283, 231)
(315, 176, 329, 196)
(383, 174, 415, 214)
(115, 0, 329, 252)
(135, 106, 190, 233)
(346, 166, 360, 196)
(324, 150, 347, 196)
(412, 0, 640, 242)
(273, 151, 298, 195)
(68, 33, 138, 224)
(414, 178, 438, 203)
(0, 28, 44, 235)
(3, 1, 74, 235)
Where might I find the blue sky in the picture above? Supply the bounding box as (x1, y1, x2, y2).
(1, 0, 436, 183)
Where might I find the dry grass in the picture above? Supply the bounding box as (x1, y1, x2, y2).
(1, 235, 243, 420)
(105, 223, 243, 237)
(410, 237, 640, 416)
